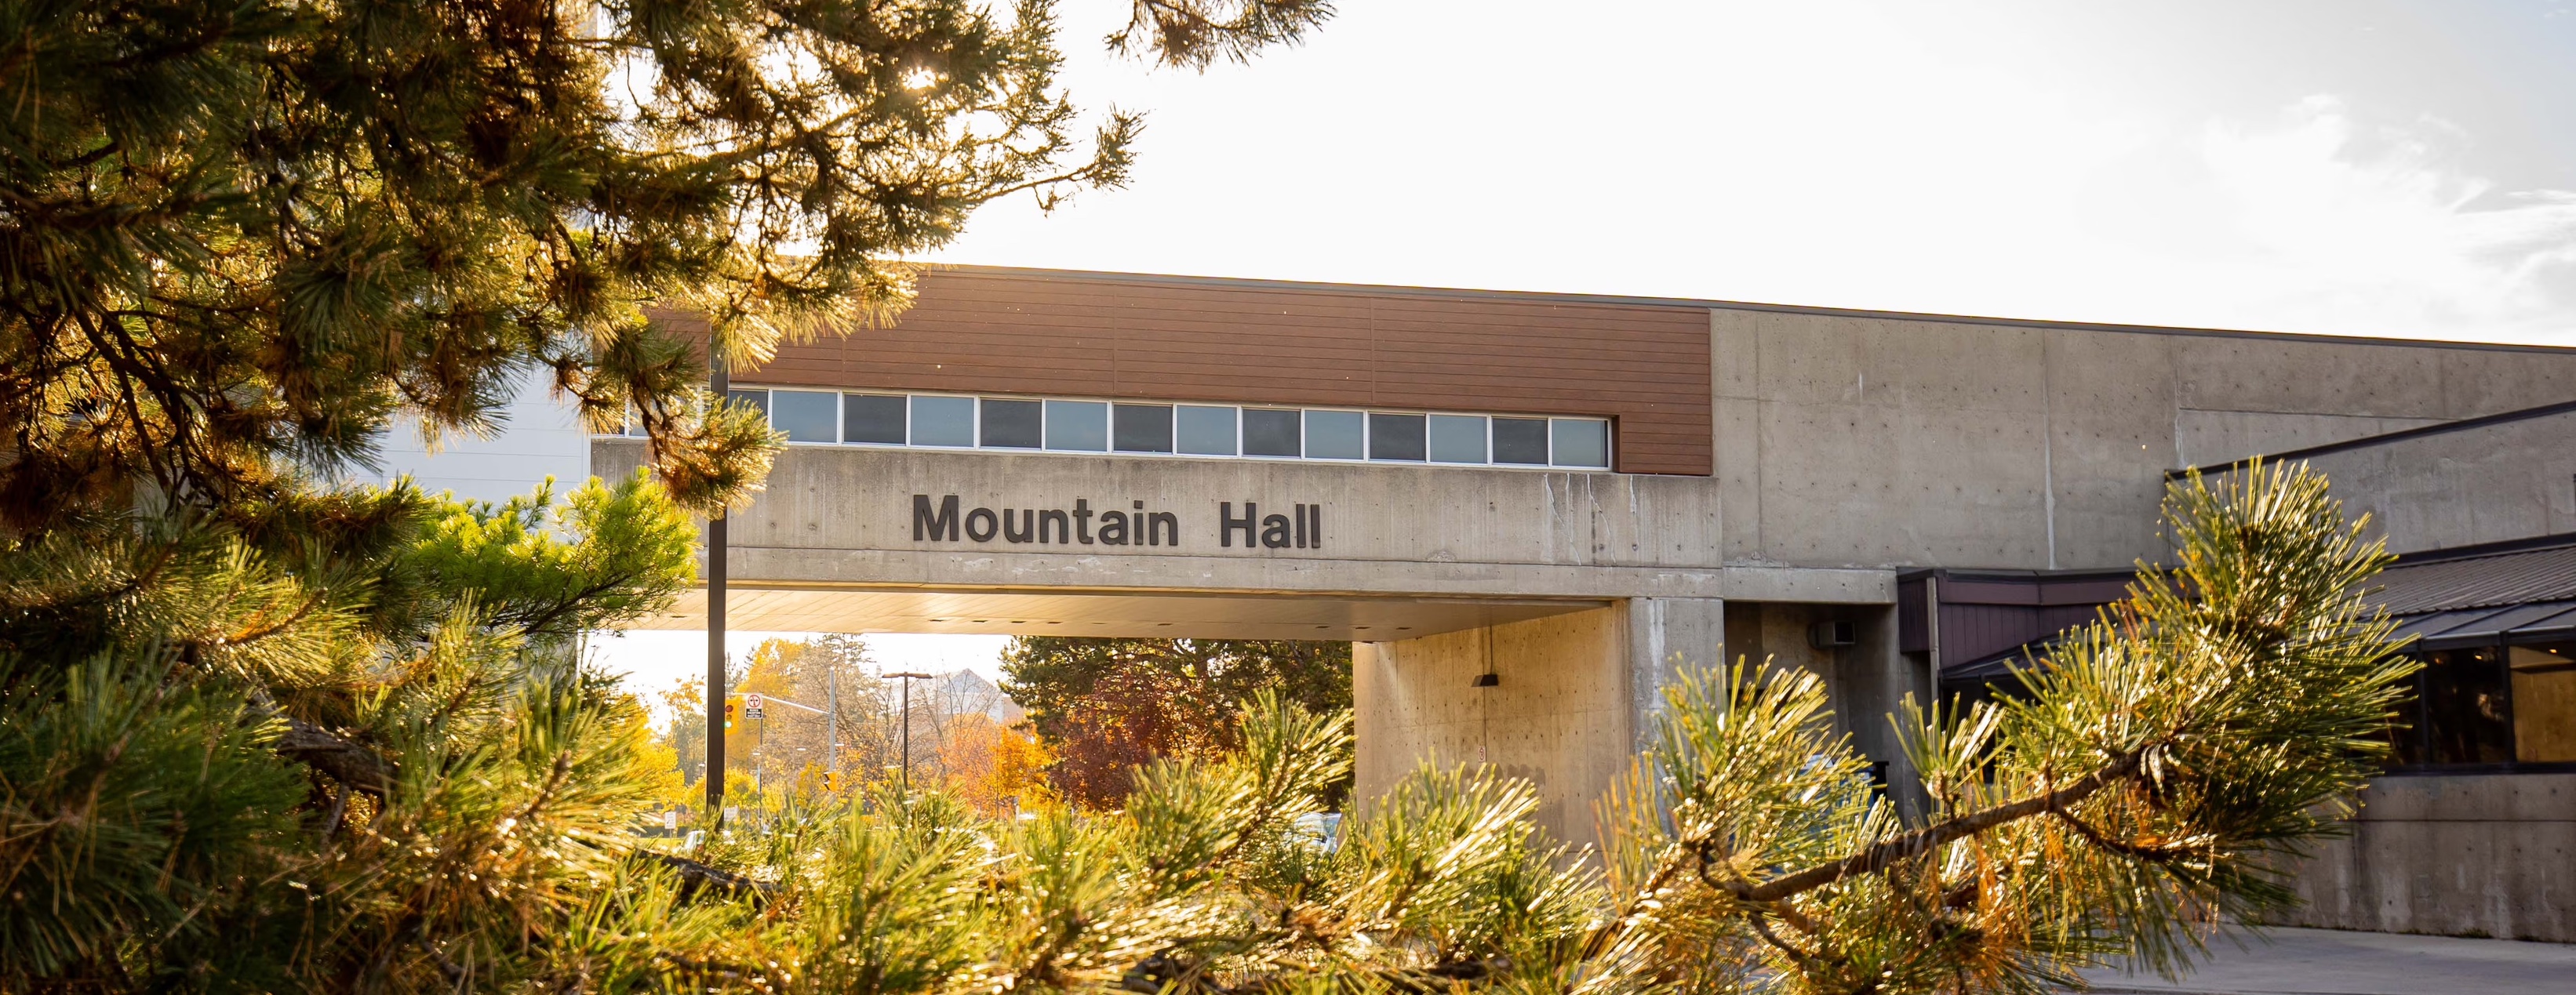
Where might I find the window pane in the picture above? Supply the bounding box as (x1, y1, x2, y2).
(1114, 404, 1173, 453)
(980, 398, 1041, 448)
(2423, 648, 2512, 764)
(842, 394, 905, 445)
(770, 389, 838, 443)
(1428, 414, 1487, 463)
(1493, 417, 1548, 464)
(2511, 643, 2576, 763)
(1243, 408, 1301, 457)
(1044, 400, 1108, 451)
(911, 395, 974, 447)
(1304, 409, 1363, 459)
(727, 388, 770, 416)
(1368, 412, 1427, 461)
(1552, 418, 1610, 469)
(1177, 405, 1238, 456)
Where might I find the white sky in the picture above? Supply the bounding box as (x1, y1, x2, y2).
(595, 0, 2576, 702)
(933, 0, 2576, 343)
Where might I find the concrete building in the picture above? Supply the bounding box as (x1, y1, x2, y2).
(559, 267, 2573, 939)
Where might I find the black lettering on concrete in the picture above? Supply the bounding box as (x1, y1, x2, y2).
(914, 494, 959, 541)
(1221, 502, 1257, 548)
(908, 496, 1319, 553)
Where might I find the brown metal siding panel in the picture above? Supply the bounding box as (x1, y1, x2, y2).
(725, 269, 1715, 474)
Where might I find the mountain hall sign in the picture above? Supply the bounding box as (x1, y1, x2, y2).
(910, 494, 1325, 550)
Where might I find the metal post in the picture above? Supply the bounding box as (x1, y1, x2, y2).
(824, 648, 839, 778)
(704, 354, 730, 819)
(886, 671, 931, 794)
(1923, 575, 1942, 706)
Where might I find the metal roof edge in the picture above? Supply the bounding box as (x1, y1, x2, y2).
(916, 263, 2576, 354)
(2388, 531, 2576, 566)
(2168, 400, 2576, 481)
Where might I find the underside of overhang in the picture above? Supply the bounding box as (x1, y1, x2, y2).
(623, 586, 1607, 641)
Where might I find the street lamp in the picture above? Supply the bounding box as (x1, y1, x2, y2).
(884, 671, 932, 793)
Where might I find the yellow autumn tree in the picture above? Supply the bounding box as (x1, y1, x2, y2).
(938, 714, 1057, 816)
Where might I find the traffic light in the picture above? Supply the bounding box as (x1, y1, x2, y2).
(723, 698, 736, 729)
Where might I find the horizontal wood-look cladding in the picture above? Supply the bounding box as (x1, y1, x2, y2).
(733, 268, 1713, 475)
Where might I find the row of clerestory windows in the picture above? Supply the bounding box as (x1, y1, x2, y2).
(620, 387, 1616, 470)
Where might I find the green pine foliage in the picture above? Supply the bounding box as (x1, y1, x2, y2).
(14, 459, 2409, 993)
(0, 0, 1333, 525)
(0, 474, 699, 991)
(1586, 460, 2414, 993)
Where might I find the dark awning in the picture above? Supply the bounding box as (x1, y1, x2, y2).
(2392, 601, 2576, 650)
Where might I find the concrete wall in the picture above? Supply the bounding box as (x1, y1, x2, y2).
(599, 441, 1892, 607)
(2279, 773, 2576, 942)
(1712, 309, 2576, 572)
(1355, 597, 1725, 848)
(2279, 411, 2576, 553)
(1722, 601, 1924, 814)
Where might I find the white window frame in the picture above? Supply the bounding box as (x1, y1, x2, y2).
(607, 387, 1620, 472)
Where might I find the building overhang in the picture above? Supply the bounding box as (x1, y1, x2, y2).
(627, 586, 1606, 641)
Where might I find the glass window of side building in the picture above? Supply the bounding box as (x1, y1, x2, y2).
(980, 398, 1041, 448)
(1177, 405, 1238, 456)
(2394, 640, 2576, 767)
(1493, 417, 1548, 465)
(1243, 409, 1300, 457)
(1428, 414, 1488, 463)
(1368, 413, 1427, 461)
(1114, 404, 1173, 453)
(1552, 417, 1609, 469)
(659, 387, 1615, 471)
(2511, 643, 2576, 763)
(844, 393, 905, 445)
(1044, 399, 1108, 452)
(1304, 409, 1364, 459)
(770, 390, 838, 443)
(911, 395, 974, 447)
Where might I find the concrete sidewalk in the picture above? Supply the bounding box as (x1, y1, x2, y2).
(2078, 926, 2576, 994)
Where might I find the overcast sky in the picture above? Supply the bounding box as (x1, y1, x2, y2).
(930, 0, 2576, 343)
(599, 1, 2576, 698)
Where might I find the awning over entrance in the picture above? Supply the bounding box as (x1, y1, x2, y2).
(1910, 532, 2576, 681)
(622, 586, 1607, 641)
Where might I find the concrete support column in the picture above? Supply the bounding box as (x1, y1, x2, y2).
(1353, 597, 1725, 850)
(1621, 597, 1729, 751)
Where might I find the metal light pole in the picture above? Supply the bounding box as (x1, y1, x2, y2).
(885, 671, 931, 793)
(704, 354, 730, 819)
(824, 648, 839, 778)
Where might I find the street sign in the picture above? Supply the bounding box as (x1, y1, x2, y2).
(744, 693, 764, 720)
(663, 810, 679, 830)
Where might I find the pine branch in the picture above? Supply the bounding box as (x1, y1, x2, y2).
(1737, 750, 2145, 903)
(640, 852, 776, 902)
(273, 717, 393, 797)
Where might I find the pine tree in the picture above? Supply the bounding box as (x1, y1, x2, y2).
(0, 473, 701, 990)
(0, 0, 1333, 525)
